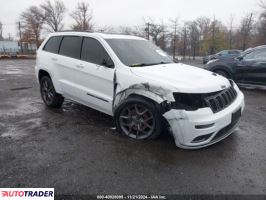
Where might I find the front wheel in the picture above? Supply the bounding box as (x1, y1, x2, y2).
(40, 76, 64, 108)
(115, 97, 163, 140)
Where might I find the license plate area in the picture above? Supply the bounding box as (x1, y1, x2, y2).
(232, 108, 241, 125)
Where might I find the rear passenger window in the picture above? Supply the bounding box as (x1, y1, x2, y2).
(81, 37, 111, 65)
(59, 36, 82, 59)
(43, 36, 62, 53)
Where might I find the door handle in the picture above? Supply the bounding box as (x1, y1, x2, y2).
(76, 64, 84, 69)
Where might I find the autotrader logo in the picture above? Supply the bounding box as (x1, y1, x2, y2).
(0, 188, 54, 200)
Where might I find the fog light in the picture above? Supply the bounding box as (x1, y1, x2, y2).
(195, 123, 215, 129)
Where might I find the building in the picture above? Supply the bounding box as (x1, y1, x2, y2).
(0, 41, 37, 54)
(0, 41, 20, 54)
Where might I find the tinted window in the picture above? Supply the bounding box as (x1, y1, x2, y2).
(229, 50, 241, 55)
(43, 36, 62, 53)
(217, 51, 228, 56)
(244, 48, 266, 60)
(59, 36, 82, 59)
(255, 48, 266, 60)
(81, 37, 111, 65)
(106, 39, 172, 67)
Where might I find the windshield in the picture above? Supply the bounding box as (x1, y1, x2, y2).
(105, 39, 173, 67)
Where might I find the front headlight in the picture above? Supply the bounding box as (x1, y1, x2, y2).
(172, 93, 207, 111)
(207, 59, 217, 65)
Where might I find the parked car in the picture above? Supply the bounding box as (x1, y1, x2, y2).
(203, 50, 242, 64)
(205, 46, 266, 87)
(35, 32, 244, 149)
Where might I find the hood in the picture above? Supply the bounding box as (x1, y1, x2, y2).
(130, 63, 231, 93)
(206, 57, 237, 68)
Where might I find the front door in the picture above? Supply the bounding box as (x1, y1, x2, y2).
(77, 37, 115, 115)
(235, 48, 266, 85)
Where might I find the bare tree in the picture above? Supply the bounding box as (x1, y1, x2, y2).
(144, 18, 166, 48)
(124, 25, 146, 37)
(0, 21, 3, 40)
(95, 25, 115, 33)
(181, 24, 188, 59)
(239, 13, 254, 50)
(20, 6, 44, 47)
(210, 18, 218, 54)
(196, 17, 211, 55)
(71, 2, 93, 31)
(187, 21, 200, 60)
(41, 0, 66, 32)
(256, 0, 266, 44)
(228, 14, 234, 49)
(169, 18, 179, 60)
(259, 0, 266, 9)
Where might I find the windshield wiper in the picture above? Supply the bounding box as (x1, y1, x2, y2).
(130, 61, 172, 67)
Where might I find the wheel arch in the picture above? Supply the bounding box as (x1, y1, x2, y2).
(113, 90, 166, 140)
(38, 69, 62, 94)
(113, 83, 175, 117)
(211, 65, 233, 78)
(38, 69, 51, 82)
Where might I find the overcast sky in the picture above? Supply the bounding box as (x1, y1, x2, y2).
(0, 0, 261, 38)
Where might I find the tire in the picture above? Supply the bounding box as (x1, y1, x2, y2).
(40, 76, 64, 108)
(214, 70, 230, 79)
(115, 97, 163, 140)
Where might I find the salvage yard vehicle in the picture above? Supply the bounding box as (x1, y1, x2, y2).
(205, 45, 266, 88)
(35, 32, 245, 149)
(203, 50, 242, 64)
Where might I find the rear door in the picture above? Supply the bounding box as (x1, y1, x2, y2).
(56, 36, 84, 100)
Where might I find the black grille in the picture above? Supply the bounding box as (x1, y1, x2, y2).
(204, 86, 237, 113)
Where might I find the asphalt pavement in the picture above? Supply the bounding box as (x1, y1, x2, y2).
(0, 60, 265, 195)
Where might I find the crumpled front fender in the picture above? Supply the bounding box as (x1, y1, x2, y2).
(113, 83, 175, 111)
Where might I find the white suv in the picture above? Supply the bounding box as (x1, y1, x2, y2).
(35, 32, 245, 149)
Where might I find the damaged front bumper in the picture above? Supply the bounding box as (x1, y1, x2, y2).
(163, 88, 245, 149)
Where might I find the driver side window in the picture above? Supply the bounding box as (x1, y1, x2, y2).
(81, 37, 114, 66)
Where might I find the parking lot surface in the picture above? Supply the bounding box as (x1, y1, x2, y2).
(0, 60, 265, 195)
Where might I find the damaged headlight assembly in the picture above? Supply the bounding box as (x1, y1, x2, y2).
(161, 93, 207, 113)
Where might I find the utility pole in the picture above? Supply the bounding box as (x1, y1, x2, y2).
(18, 22, 23, 53)
(146, 23, 150, 40)
(173, 22, 177, 60)
(183, 25, 187, 59)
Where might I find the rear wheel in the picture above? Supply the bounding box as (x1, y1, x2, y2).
(115, 97, 162, 140)
(40, 76, 64, 108)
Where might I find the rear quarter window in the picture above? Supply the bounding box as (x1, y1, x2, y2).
(59, 36, 83, 59)
(43, 36, 63, 54)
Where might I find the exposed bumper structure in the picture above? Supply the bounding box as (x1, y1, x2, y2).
(163, 85, 245, 149)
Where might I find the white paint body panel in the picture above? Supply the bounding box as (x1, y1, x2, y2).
(35, 32, 245, 149)
(164, 84, 244, 149)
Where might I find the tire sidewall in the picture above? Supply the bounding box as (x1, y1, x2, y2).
(115, 97, 162, 140)
(40, 76, 58, 107)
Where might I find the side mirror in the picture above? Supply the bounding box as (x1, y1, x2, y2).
(218, 53, 222, 56)
(102, 57, 114, 68)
